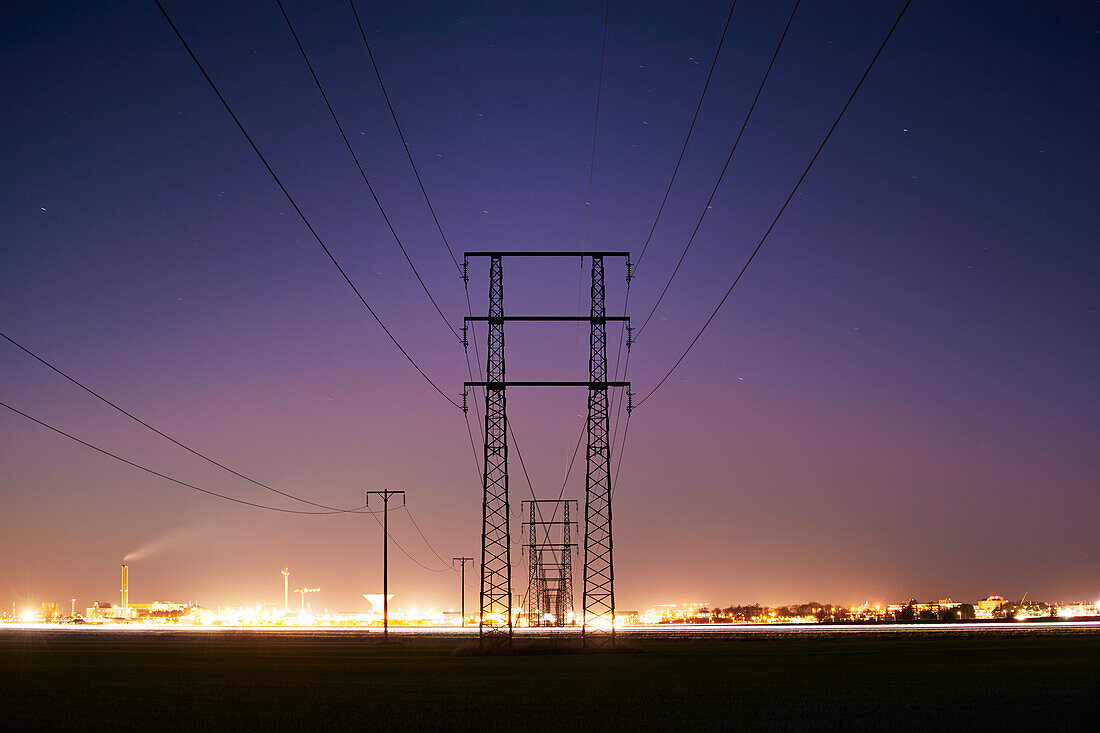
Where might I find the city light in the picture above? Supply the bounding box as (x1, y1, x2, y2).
(5, 562, 1098, 629)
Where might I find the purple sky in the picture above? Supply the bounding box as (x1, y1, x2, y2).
(2, 0, 1097, 614)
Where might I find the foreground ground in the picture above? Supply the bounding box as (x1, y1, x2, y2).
(3, 628, 1098, 729)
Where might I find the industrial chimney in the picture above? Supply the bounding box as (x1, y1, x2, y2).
(120, 564, 129, 611)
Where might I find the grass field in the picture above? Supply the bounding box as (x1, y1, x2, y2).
(3, 628, 1098, 729)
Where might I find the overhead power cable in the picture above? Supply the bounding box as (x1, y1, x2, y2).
(608, 0, 738, 447)
(610, 406, 632, 500)
(580, 0, 612, 261)
(3, 343, 458, 569)
(276, 0, 460, 343)
(348, 0, 461, 276)
(507, 418, 556, 554)
(0, 330, 366, 514)
(345, 1, 489, 469)
(637, 0, 913, 407)
(154, 0, 459, 409)
(507, 420, 537, 503)
(635, 0, 801, 340)
(282, 1, 482, 573)
(401, 505, 455, 572)
(367, 509, 450, 573)
(463, 409, 483, 481)
(543, 414, 589, 525)
(607, 0, 741, 470)
(634, 0, 738, 271)
(607, 335, 632, 471)
(0, 399, 369, 515)
(573, 0, 613, 384)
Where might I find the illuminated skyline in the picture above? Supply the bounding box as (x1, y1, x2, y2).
(1, 1, 1097, 614)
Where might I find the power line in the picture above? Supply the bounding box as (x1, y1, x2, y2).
(154, 0, 459, 409)
(508, 420, 536, 504)
(462, 339, 487, 485)
(366, 506, 450, 574)
(0, 399, 368, 515)
(540, 415, 589, 532)
(463, 408, 484, 482)
(634, 0, 739, 271)
(606, 0, 738, 426)
(607, 1, 740, 453)
(0, 330, 365, 514)
(283, 1, 490, 574)
(610, 403, 632, 500)
(344, 2, 491, 473)
(580, 0, 612, 260)
(507, 418, 556, 553)
(402, 505, 454, 571)
(348, 0, 462, 275)
(637, 0, 913, 407)
(4, 319, 463, 562)
(573, 0, 612, 385)
(607, 335, 632, 474)
(635, 0, 801, 340)
(276, 0, 460, 344)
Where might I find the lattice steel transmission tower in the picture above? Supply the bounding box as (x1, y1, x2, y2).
(583, 255, 615, 645)
(463, 251, 631, 646)
(478, 255, 511, 639)
(522, 499, 577, 627)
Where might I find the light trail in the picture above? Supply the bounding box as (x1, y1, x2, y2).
(5, 621, 1099, 635)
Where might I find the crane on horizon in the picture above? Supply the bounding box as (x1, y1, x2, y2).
(294, 587, 319, 614)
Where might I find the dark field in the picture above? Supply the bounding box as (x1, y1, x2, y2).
(3, 629, 1098, 729)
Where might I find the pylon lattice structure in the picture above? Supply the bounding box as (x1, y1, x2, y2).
(522, 499, 577, 627)
(479, 255, 511, 638)
(462, 251, 630, 646)
(583, 255, 615, 645)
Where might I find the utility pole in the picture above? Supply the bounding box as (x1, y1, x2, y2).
(366, 489, 405, 642)
(452, 556, 473, 627)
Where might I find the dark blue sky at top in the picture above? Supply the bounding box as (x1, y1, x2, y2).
(1, 1, 1097, 613)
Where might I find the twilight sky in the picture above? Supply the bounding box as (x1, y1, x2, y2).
(1, 0, 1097, 615)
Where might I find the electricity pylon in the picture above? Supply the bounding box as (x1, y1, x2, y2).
(462, 251, 630, 646)
(522, 499, 577, 627)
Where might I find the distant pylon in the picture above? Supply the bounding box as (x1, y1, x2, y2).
(522, 499, 577, 627)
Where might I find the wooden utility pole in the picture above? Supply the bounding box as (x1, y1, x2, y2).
(366, 490, 405, 641)
(452, 556, 473, 626)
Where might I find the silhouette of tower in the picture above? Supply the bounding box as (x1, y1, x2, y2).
(463, 251, 630, 646)
(522, 499, 577, 626)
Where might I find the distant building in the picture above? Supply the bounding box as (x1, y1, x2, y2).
(85, 601, 135, 620)
(40, 602, 60, 621)
(128, 601, 188, 618)
(85, 602, 114, 620)
(975, 596, 1004, 619)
